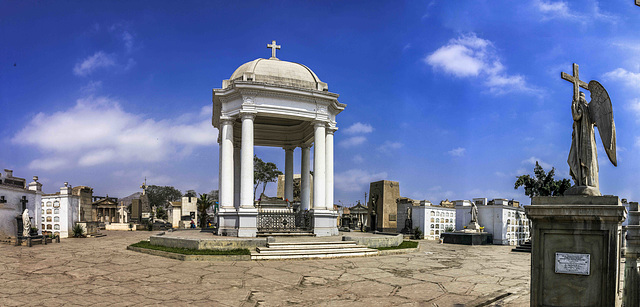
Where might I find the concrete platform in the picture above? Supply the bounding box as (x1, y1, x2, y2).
(441, 232, 493, 245)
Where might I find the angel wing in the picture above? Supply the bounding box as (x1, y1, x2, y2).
(588, 80, 617, 166)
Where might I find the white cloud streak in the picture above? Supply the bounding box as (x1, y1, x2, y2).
(73, 52, 116, 76)
(344, 122, 373, 135)
(447, 147, 466, 157)
(334, 169, 388, 192)
(339, 136, 367, 148)
(13, 96, 217, 170)
(425, 33, 536, 95)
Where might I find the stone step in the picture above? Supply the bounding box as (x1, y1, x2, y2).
(251, 248, 379, 260)
(256, 232, 315, 237)
(257, 246, 369, 254)
(259, 243, 360, 251)
(267, 241, 357, 247)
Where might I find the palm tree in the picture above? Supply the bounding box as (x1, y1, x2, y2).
(197, 193, 213, 228)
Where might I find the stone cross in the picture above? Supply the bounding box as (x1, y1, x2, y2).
(267, 40, 281, 59)
(20, 196, 28, 212)
(140, 177, 147, 195)
(561, 63, 589, 100)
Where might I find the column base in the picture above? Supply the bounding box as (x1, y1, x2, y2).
(526, 195, 625, 307)
(237, 207, 258, 237)
(216, 208, 238, 237)
(311, 209, 339, 237)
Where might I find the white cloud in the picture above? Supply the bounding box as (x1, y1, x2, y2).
(339, 136, 367, 148)
(522, 157, 552, 170)
(80, 80, 103, 94)
(352, 155, 364, 163)
(122, 31, 134, 53)
(73, 52, 116, 76)
(447, 147, 466, 157)
(27, 158, 70, 171)
(334, 169, 388, 192)
(378, 141, 403, 153)
(344, 122, 373, 134)
(425, 33, 536, 95)
(13, 96, 217, 170)
(533, 0, 615, 23)
(603, 68, 640, 90)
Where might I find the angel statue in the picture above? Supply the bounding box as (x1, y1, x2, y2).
(562, 63, 617, 196)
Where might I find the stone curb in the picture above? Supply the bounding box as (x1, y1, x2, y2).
(377, 243, 420, 256)
(126, 245, 251, 261)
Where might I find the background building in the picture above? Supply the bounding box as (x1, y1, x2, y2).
(455, 198, 530, 245)
(0, 169, 42, 239)
(41, 182, 80, 238)
(411, 201, 456, 240)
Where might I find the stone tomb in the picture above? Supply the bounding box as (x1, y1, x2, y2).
(526, 195, 626, 306)
(368, 180, 400, 232)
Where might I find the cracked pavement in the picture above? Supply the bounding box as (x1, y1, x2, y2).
(0, 231, 530, 306)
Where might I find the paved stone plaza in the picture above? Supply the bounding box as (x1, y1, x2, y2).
(0, 231, 530, 306)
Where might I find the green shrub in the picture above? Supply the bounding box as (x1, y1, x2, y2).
(72, 224, 85, 238)
(412, 227, 423, 240)
(445, 225, 455, 233)
(130, 241, 250, 255)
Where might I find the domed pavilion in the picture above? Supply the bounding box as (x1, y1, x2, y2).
(212, 41, 346, 237)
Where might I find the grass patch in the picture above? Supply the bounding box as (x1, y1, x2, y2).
(376, 240, 419, 250)
(130, 241, 251, 255)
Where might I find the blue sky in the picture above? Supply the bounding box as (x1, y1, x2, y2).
(2, 1, 639, 205)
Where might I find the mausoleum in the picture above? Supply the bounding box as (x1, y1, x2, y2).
(212, 41, 345, 237)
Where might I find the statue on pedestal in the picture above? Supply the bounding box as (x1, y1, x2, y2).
(22, 209, 31, 238)
(562, 63, 617, 196)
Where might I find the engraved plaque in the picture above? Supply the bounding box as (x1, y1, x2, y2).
(555, 252, 590, 275)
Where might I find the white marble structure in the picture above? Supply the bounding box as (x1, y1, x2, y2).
(41, 182, 80, 238)
(213, 41, 345, 237)
(411, 201, 456, 240)
(0, 170, 42, 238)
(454, 198, 530, 245)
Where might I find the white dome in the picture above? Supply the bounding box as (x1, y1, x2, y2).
(227, 58, 328, 91)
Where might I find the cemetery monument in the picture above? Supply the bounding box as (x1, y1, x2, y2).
(525, 63, 626, 306)
(212, 41, 345, 237)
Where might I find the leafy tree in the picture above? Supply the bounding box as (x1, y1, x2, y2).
(514, 161, 572, 199)
(156, 207, 168, 221)
(197, 193, 213, 228)
(253, 155, 283, 199)
(147, 185, 182, 209)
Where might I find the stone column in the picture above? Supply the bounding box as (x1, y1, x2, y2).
(300, 145, 311, 211)
(312, 122, 326, 210)
(233, 144, 241, 209)
(624, 202, 640, 307)
(219, 119, 234, 209)
(237, 113, 258, 237)
(216, 118, 238, 236)
(240, 113, 255, 209)
(284, 147, 294, 202)
(325, 128, 335, 210)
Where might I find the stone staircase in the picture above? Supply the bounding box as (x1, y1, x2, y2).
(511, 240, 532, 253)
(251, 240, 379, 260)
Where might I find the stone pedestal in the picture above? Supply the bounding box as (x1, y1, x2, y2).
(623, 202, 640, 307)
(311, 209, 339, 236)
(237, 208, 258, 237)
(526, 195, 626, 307)
(441, 232, 492, 245)
(217, 208, 239, 237)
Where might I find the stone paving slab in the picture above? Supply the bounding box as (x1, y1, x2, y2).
(0, 230, 531, 306)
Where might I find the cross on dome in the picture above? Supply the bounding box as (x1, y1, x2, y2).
(267, 40, 281, 59)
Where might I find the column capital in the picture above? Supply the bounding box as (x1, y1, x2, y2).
(300, 144, 312, 149)
(313, 120, 328, 128)
(283, 146, 296, 151)
(326, 127, 337, 134)
(220, 117, 235, 125)
(240, 112, 256, 120)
